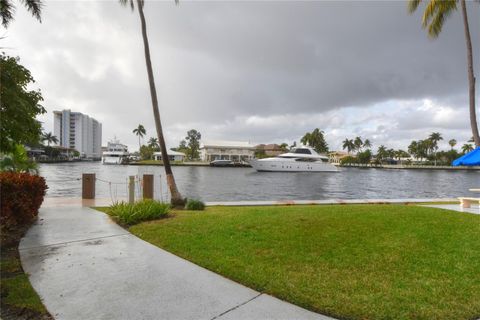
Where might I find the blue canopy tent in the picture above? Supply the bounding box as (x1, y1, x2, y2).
(452, 147, 480, 166)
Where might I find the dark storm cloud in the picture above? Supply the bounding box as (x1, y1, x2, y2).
(3, 0, 479, 150)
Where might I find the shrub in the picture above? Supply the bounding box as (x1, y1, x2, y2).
(185, 199, 205, 211)
(340, 156, 358, 165)
(108, 199, 170, 225)
(0, 172, 47, 228)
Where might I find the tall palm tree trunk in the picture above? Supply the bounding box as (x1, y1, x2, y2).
(460, 0, 479, 147)
(138, 136, 141, 151)
(137, 0, 184, 205)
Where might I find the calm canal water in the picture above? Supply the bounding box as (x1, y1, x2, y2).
(38, 162, 479, 201)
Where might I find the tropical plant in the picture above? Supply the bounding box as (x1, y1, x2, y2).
(0, 0, 42, 28)
(0, 144, 38, 173)
(0, 54, 46, 153)
(185, 199, 205, 211)
(300, 129, 329, 153)
(353, 137, 363, 152)
(408, 0, 479, 147)
(461, 143, 474, 154)
(108, 199, 170, 225)
(342, 139, 355, 154)
(147, 137, 159, 150)
(121, 0, 184, 206)
(132, 124, 146, 150)
(363, 139, 372, 149)
(41, 131, 58, 146)
(185, 129, 201, 160)
(448, 139, 457, 150)
(428, 132, 443, 165)
(376, 145, 388, 161)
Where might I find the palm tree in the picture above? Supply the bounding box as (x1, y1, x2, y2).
(448, 139, 457, 150)
(461, 143, 474, 154)
(428, 132, 443, 165)
(1, 0, 42, 28)
(132, 124, 146, 150)
(377, 145, 388, 162)
(121, 0, 184, 206)
(408, 141, 418, 160)
(147, 137, 159, 149)
(363, 139, 372, 150)
(408, 0, 479, 147)
(354, 137, 363, 152)
(342, 138, 355, 154)
(41, 131, 58, 146)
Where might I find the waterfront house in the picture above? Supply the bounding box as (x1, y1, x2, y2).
(200, 141, 255, 162)
(153, 150, 186, 162)
(328, 151, 349, 164)
(255, 144, 285, 157)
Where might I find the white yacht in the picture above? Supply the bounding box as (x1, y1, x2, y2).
(102, 139, 129, 165)
(250, 147, 338, 172)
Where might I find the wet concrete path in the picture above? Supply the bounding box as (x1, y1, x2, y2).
(20, 206, 333, 320)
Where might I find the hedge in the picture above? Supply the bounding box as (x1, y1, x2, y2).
(0, 172, 48, 228)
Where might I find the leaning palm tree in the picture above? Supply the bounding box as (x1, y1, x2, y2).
(0, 0, 42, 28)
(41, 131, 58, 147)
(408, 0, 479, 147)
(121, 0, 184, 206)
(132, 124, 146, 150)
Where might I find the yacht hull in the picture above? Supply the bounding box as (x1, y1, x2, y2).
(250, 159, 338, 172)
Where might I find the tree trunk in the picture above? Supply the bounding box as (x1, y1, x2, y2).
(460, 0, 480, 147)
(137, 0, 184, 206)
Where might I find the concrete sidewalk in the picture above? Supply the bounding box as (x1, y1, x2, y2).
(20, 206, 333, 320)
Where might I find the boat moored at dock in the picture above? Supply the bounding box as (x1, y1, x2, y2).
(250, 147, 338, 172)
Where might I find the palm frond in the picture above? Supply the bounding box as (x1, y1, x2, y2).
(0, 0, 15, 28)
(119, 0, 135, 11)
(21, 0, 42, 22)
(422, 0, 457, 38)
(407, 0, 422, 13)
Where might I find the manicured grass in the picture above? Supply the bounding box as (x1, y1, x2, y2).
(1, 273, 47, 313)
(129, 205, 480, 320)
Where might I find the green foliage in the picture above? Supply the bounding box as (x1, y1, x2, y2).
(0, 54, 46, 153)
(41, 131, 58, 146)
(340, 155, 358, 164)
(0, 0, 43, 28)
(300, 128, 329, 153)
(43, 146, 61, 159)
(356, 149, 372, 164)
(0, 144, 38, 173)
(108, 199, 170, 225)
(185, 129, 201, 160)
(0, 172, 47, 228)
(147, 137, 160, 150)
(185, 199, 205, 211)
(139, 145, 154, 160)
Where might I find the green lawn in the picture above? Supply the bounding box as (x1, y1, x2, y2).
(128, 205, 480, 320)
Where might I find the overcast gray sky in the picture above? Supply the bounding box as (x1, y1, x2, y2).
(3, 0, 479, 151)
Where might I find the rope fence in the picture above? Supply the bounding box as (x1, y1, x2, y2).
(82, 173, 169, 204)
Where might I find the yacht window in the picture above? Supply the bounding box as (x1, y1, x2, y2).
(293, 148, 311, 154)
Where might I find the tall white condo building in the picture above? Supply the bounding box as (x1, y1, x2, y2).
(53, 109, 102, 159)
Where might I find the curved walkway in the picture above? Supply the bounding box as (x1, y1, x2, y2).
(20, 206, 333, 320)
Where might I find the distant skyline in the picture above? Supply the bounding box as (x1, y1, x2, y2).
(3, 1, 479, 152)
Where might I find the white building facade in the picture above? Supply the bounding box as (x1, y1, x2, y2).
(153, 150, 186, 162)
(200, 141, 255, 162)
(53, 109, 102, 159)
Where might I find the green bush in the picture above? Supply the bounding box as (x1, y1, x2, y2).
(185, 199, 205, 211)
(108, 199, 170, 225)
